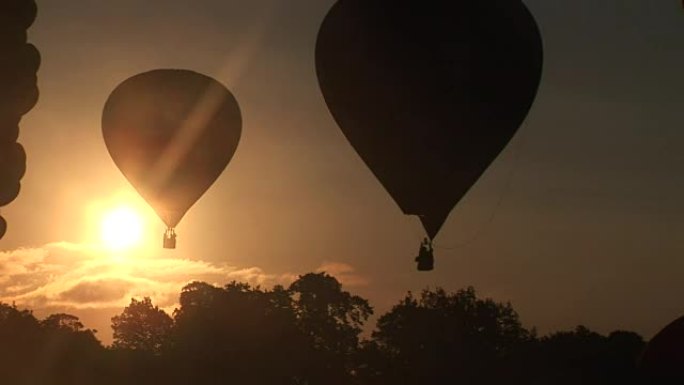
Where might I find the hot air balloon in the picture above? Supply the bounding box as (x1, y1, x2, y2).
(316, 0, 543, 268)
(102, 69, 242, 248)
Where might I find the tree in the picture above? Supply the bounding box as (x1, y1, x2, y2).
(169, 281, 309, 384)
(535, 326, 645, 385)
(290, 273, 372, 351)
(0, 303, 43, 382)
(40, 313, 103, 385)
(0, 305, 104, 385)
(42, 313, 85, 332)
(111, 297, 172, 354)
(371, 287, 532, 385)
(289, 272, 373, 384)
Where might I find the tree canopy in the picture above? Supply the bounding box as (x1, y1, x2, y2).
(111, 297, 173, 354)
(0, 273, 658, 385)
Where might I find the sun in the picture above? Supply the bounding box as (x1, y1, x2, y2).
(100, 206, 144, 251)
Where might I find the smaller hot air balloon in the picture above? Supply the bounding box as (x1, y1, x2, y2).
(102, 69, 242, 248)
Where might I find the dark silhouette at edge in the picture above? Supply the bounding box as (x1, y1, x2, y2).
(0, 0, 40, 240)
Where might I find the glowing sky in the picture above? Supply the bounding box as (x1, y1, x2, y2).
(1, 0, 683, 344)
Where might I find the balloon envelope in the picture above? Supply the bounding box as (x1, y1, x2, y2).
(102, 69, 241, 229)
(316, 0, 543, 238)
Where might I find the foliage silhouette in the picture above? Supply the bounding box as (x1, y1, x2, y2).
(0, 303, 102, 385)
(169, 280, 309, 384)
(289, 272, 373, 384)
(533, 326, 645, 385)
(111, 297, 173, 354)
(0, 273, 660, 384)
(368, 287, 533, 385)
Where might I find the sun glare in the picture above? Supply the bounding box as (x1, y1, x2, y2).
(101, 206, 144, 251)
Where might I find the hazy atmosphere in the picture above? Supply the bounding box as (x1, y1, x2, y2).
(1, 0, 683, 346)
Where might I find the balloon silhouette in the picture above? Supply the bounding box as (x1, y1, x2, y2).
(102, 69, 242, 248)
(316, 0, 543, 240)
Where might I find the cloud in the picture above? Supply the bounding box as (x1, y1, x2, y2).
(59, 279, 134, 304)
(0, 242, 295, 311)
(0, 242, 367, 344)
(316, 262, 369, 287)
(0, 243, 366, 310)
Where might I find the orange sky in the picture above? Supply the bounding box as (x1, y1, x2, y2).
(1, 0, 684, 344)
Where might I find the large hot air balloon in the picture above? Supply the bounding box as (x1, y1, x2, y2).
(102, 69, 242, 248)
(316, 0, 543, 267)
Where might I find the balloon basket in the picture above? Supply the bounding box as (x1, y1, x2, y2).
(415, 238, 434, 271)
(163, 228, 176, 249)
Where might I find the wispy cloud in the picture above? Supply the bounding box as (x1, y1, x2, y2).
(0, 243, 368, 312)
(317, 262, 369, 287)
(0, 243, 293, 311)
(0, 242, 368, 344)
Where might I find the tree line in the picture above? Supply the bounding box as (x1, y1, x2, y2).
(0, 272, 671, 384)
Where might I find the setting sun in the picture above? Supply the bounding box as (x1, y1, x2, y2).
(100, 206, 144, 251)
